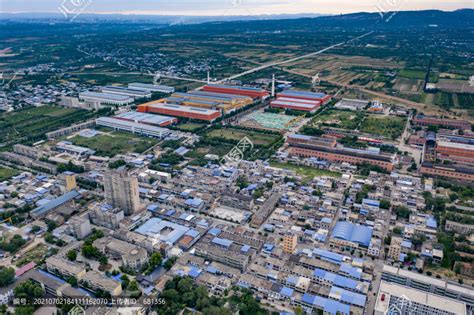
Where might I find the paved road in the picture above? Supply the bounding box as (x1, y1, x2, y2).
(397, 114, 422, 166)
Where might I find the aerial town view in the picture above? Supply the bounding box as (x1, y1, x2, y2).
(0, 0, 473, 314)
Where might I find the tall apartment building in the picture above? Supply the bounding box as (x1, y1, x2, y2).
(282, 232, 297, 254)
(388, 236, 402, 261)
(104, 168, 141, 216)
(58, 171, 78, 192)
(89, 204, 125, 229)
(69, 215, 92, 240)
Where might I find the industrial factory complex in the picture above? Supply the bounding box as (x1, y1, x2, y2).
(287, 134, 396, 171)
(136, 84, 269, 121)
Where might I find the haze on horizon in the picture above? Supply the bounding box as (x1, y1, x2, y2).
(0, 0, 472, 16)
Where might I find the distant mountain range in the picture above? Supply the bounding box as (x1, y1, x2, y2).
(0, 9, 472, 29)
(0, 12, 326, 24)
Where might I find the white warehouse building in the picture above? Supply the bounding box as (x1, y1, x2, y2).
(96, 117, 172, 139)
(79, 91, 134, 106)
(128, 83, 175, 94)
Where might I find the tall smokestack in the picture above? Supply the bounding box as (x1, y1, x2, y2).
(271, 73, 275, 97)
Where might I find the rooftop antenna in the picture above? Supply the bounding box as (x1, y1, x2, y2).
(271, 73, 275, 97)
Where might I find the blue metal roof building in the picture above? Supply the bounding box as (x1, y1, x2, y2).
(313, 269, 360, 292)
(362, 198, 380, 207)
(426, 216, 437, 229)
(300, 293, 350, 314)
(339, 264, 362, 280)
(30, 190, 80, 219)
(280, 287, 294, 298)
(329, 286, 366, 307)
(211, 237, 233, 248)
(313, 249, 344, 264)
(331, 221, 373, 247)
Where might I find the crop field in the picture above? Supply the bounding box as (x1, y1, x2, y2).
(205, 128, 281, 147)
(393, 77, 423, 93)
(0, 167, 19, 181)
(398, 69, 426, 80)
(0, 106, 96, 149)
(71, 131, 157, 157)
(360, 115, 406, 140)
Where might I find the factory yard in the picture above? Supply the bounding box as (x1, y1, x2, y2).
(238, 111, 302, 131)
(359, 115, 406, 140)
(70, 130, 158, 157)
(205, 127, 281, 147)
(269, 161, 342, 180)
(308, 109, 364, 130)
(175, 122, 206, 132)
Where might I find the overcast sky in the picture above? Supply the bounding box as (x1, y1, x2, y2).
(1, 0, 472, 15)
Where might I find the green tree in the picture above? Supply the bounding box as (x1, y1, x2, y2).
(67, 276, 78, 287)
(0, 267, 15, 287)
(82, 244, 100, 259)
(99, 255, 108, 266)
(393, 227, 403, 235)
(128, 280, 139, 292)
(379, 199, 391, 210)
(393, 206, 411, 219)
(163, 256, 178, 270)
(120, 274, 130, 289)
(66, 250, 77, 262)
(149, 252, 162, 269)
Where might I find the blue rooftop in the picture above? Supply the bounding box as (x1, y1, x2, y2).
(362, 198, 380, 207)
(321, 217, 332, 224)
(185, 198, 203, 208)
(280, 287, 294, 297)
(30, 190, 80, 218)
(241, 245, 251, 253)
(211, 237, 233, 248)
(188, 266, 202, 278)
(331, 221, 373, 247)
(313, 248, 343, 264)
(330, 286, 366, 307)
(185, 229, 200, 238)
(427, 216, 437, 229)
(208, 228, 221, 236)
(301, 293, 350, 315)
(147, 204, 160, 212)
(339, 263, 362, 280)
